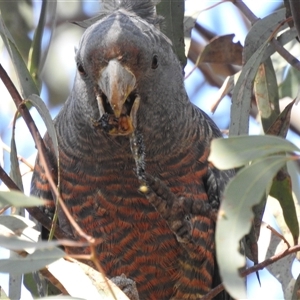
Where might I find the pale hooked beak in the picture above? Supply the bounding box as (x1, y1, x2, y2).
(96, 59, 140, 135)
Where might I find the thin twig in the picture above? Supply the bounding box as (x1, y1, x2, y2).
(0, 205, 10, 215)
(0, 165, 71, 239)
(0, 140, 34, 171)
(271, 38, 300, 71)
(229, 0, 259, 24)
(202, 243, 300, 299)
(266, 224, 291, 248)
(0, 64, 89, 240)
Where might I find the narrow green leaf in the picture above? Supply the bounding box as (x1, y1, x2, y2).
(270, 169, 299, 244)
(0, 235, 65, 251)
(229, 8, 286, 136)
(27, 94, 58, 159)
(28, 0, 57, 80)
(23, 273, 42, 298)
(243, 8, 287, 62)
(279, 66, 300, 99)
(0, 12, 39, 98)
(0, 215, 38, 233)
(10, 113, 23, 191)
(216, 155, 291, 299)
(0, 287, 8, 299)
(254, 58, 280, 132)
(0, 248, 65, 274)
(229, 38, 270, 135)
(209, 135, 299, 169)
(291, 272, 300, 300)
(0, 191, 45, 208)
(266, 99, 295, 137)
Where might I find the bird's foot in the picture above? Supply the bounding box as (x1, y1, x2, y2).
(139, 174, 218, 243)
(110, 274, 140, 300)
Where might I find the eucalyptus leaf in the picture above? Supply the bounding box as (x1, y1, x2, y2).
(279, 66, 300, 99)
(0, 190, 45, 208)
(230, 8, 287, 136)
(27, 94, 58, 159)
(291, 272, 300, 300)
(209, 135, 299, 169)
(216, 155, 292, 299)
(10, 114, 23, 191)
(270, 169, 299, 244)
(0, 11, 39, 97)
(266, 99, 295, 137)
(244, 8, 287, 63)
(0, 248, 65, 274)
(0, 235, 65, 251)
(254, 58, 280, 132)
(229, 37, 270, 135)
(28, 0, 57, 84)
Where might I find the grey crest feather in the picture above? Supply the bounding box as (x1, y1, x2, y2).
(100, 0, 162, 25)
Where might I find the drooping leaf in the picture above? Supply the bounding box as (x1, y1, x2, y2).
(209, 135, 299, 170)
(229, 8, 287, 136)
(291, 272, 300, 300)
(0, 11, 39, 98)
(279, 67, 300, 99)
(0, 248, 65, 274)
(270, 169, 299, 244)
(27, 0, 47, 87)
(266, 99, 295, 137)
(10, 112, 23, 191)
(0, 215, 40, 246)
(0, 190, 45, 208)
(229, 37, 269, 135)
(27, 94, 58, 159)
(0, 287, 8, 299)
(216, 155, 292, 299)
(211, 74, 236, 113)
(197, 34, 242, 65)
(48, 258, 125, 299)
(23, 273, 45, 298)
(243, 8, 287, 63)
(0, 235, 63, 251)
(254, 58, 280, 132)
(28, 0, 57, 85)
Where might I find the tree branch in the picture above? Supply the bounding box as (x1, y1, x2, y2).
(229, 0, 259, 24)
(271, 38, 300, 71)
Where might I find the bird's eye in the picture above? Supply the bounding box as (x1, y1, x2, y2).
(77, 62, 86, 75)
(151, 55, 159, 69)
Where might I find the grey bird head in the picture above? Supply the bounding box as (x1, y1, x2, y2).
(73, 0, 187, 137)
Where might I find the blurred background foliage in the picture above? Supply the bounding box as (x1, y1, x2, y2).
(0, 0, 300, 299)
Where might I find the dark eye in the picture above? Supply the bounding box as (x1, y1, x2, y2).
(77, 62, 86, 75)
(151, 55, 159, 69)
